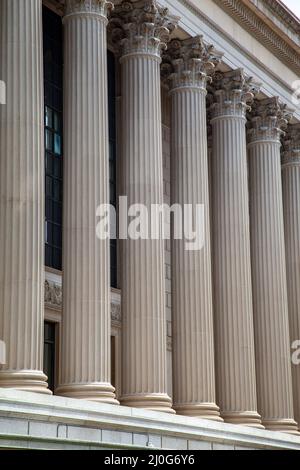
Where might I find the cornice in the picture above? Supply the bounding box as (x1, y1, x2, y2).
(43, 0, 65, 15)
(45, 1, 300, 82)
(263, 0, 300, 34)
(213, 0, 300, 76)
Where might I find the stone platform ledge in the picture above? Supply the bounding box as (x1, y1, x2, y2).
(0, 389, 300, 450)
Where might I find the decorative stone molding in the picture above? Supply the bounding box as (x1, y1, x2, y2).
(44, 280, 122, 324)
(162, 36, 223, 91)
(248, 97, 292, 144)
(262, 0, 300, 35)
(111, 301, 121, 323)
(45, 281, 63, 310)
(64, 0, 113, 18)
(213, 0, 300, 76)
(210, 69, 260, 119)
(282, 123, 300, 167)
(109, 0, 178, 59)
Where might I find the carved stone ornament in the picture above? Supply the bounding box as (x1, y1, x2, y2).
(161, 36, 223, 91)
(64, 0, 113, 19)
(210, 68, 261, 119)
(111, 302, 122, 323)
(44, 280, 63, 309)
(247, 97, 293, 144)
(282, 123, 300, 166)
(44, 280, 122, 322)
(108, 0, 178, 59)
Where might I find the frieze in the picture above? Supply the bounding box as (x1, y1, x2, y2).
(44, 280, 122, 323)
(213, 0, 300, 76)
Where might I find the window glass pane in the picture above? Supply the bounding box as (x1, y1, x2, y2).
(54, 112, 60, 132)
(45, 130, 53, 151)
(46, 176, 52, 197)
(45, 106, 53, 128)
(45, 198, 53, 220)
(43, 322, 56, 392)
(45, 244, 52, 266)
(53, 179, 60, 201)
(111, 336, 116, 389)
(46, 222, 53, 245)
(54, 133, 61, 155)
(53, 225, 62, 247)
(46, 153, 52, 174)
(43, 6, 63, 271)
(53, 201, 62, 225)
(53, 248, 61, 271)
(53, 157, 62, 178)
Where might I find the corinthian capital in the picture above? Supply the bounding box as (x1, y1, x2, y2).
(108, 0, 178, 59)
(247, 97, 292, 144)
(64, 0, 113, 19)
(282, 123, 300, 166)
(162, 36, 223, 91)
(210, 69, 260, 119)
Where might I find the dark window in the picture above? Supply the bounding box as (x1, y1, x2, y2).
(108, 51, 118, 289)
(43, 9, 118, 285)
(43, 7, 63, 271)
(111, 336, 116, 390)
(44, 322, 56, 392)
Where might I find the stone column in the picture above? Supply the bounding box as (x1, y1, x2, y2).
(164, 37, 221, 420)
(248, 98, 298, 433)
(210, 70, 262, 427)
(0, 0, 49, 393)
(282, 124, 300, 431)
(56, 0, 118, 404)
(110, 0, 176, 412)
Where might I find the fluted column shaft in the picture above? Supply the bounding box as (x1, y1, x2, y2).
(0, 0, 49, 393)
(56, 0, 117, 403)
(165, 38, 221, 420)
(210, 70, 261, 427)
(112, 0, 175, 412)
(282, 124, 300, 431)
(248, 98, 298, 433)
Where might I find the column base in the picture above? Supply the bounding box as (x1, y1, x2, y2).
(263, 419, 300, 435)
(55, 383, 119, 405)
(0, 370, 51, 395)
(121, 393, 175, 414)
(174, 403, 223, 421)
(222, 411, 264, 428)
